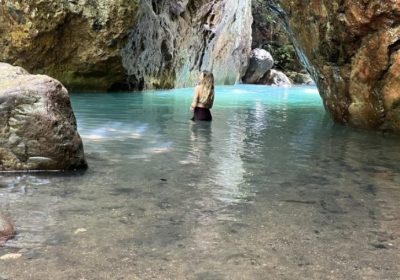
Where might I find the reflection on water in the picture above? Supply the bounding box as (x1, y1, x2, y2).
(0, 85, 400, 279)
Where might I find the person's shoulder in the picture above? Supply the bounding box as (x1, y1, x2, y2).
(194, 85, 201, 93)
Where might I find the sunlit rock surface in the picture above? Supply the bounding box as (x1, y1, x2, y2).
(121, 0, 252, 89)
(269, 0, 400, 132)
(261, 69, 292, 87)
(0, 63, 87, 171)
(0, 0, 139, 91)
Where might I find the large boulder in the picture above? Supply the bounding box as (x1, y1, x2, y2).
(260, 69, 292, 86)
(242, 48, 274, 84)
(0, 63, 87, 171)
(0, 0, 139, 91)
(268, 0, 400, 132)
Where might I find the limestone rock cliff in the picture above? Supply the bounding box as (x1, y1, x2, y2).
(0, 0, 251, 91)
(0, 0, 139, 91)
(269, 0, 400, 132)
(121, 0, 252, 89)
(0, 63, 87, 171)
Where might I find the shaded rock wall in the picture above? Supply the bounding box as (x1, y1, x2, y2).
(0, 0, 139, 91)
(252, 0, 302, 73)
(0, 63, 87, 171)
(121, 0, 252, 90)
(268, 0, 400, 132)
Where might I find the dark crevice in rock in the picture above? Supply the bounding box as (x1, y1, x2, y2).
(151, 0, 159, 14)
(198, 35, 207, 71)
(107, 81, 131, 92)
(388, 39, 400, 56)
(161, 40, 173, 71)
(197, 4, 216, 71)
(127, 75, 145, 91)
(91, 19, 103, 31)
(337, 0, 346, 13)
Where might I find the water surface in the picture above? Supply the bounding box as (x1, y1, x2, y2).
(1, 85, 399, 279)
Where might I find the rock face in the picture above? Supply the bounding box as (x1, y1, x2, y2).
(252, 0, 302, 73)
(261, 69, 292, 86)
(121, 0, 252, 90)
(287, 71, 315, 85)
(243, 48, 274, 84)
(0, 63, 87, 171)
(0, 0, 251, 91)
(0, 0, 139, 91)
(0, 213, 14, 244)
(269, 0, 400, 132)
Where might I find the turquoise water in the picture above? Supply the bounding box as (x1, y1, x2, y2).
(1, 85, 399, 279)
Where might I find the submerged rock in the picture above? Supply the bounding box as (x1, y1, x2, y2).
(242, 48, 274, 84)
(0, 63, 87, 171)
(0, 214, 14, 244)
(0, 253, 21, 260)
(268, 0, 400, 132)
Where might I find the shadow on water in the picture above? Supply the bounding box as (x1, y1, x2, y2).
(0, 85, 400, 279)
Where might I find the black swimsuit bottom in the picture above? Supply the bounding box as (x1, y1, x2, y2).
(192, 107, 212, 121)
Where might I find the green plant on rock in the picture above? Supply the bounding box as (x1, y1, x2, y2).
(265, 44, 301, 72)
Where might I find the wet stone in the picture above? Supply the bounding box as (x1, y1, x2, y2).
(22, 250, 41, 260)
(110, 187, 138, 196)
(44, 232, 70, 245)
(361, 184, 377, 196)
(0, 181, 8, 189)
(371, 243, 389, 250)
(196, 272, 225, 280)
(157, 200, 173, 210)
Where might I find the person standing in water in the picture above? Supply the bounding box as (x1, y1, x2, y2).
(190, 71, 215, 121)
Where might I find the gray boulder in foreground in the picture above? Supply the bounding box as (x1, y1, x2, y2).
(0, 63, 87, 171)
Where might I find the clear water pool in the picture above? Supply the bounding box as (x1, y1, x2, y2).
(1, 85, 399, 279)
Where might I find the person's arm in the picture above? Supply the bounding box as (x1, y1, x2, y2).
(190, 86, 199, 110)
